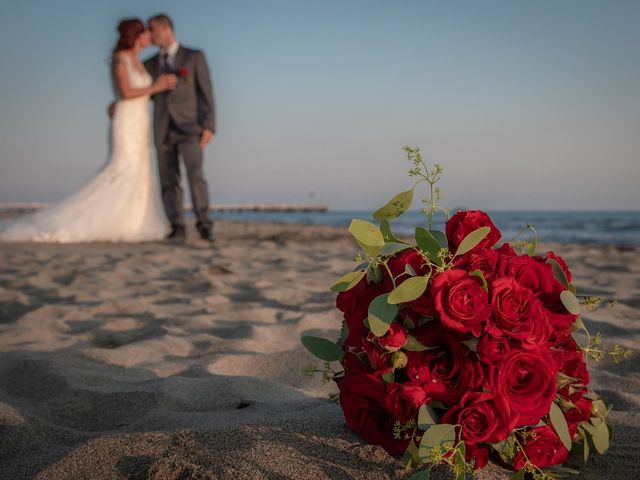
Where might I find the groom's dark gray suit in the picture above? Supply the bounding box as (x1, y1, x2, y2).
(144, 45, 215, 231)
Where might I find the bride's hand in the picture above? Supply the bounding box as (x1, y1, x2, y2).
(153, 74, 177, 93)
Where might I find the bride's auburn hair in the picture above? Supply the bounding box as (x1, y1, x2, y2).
(113, 18, 145, 53)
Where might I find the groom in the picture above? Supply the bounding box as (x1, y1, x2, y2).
(145, 14, 216, 241)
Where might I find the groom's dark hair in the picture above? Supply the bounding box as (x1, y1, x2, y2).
(148, 13, 174, 31)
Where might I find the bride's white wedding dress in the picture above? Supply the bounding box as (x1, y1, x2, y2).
(0, 55, 169, 243)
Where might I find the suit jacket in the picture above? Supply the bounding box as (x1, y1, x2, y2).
(144, 46, 216, 146)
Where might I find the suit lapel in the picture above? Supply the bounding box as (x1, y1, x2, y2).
(173, 46, 187, 72)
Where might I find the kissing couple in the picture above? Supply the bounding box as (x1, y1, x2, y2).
(0, 14, 215, 243)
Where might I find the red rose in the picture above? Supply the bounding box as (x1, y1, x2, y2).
(454, 247, 500, 281)
(178, 67, 189, 77)
(487, 277, 544, 341)
(476, 333, 512, 365)
(378, 323, 408, 351)
(513, 425, 569, 470)
(446, 210, 502, 254)
(363, 333, 393, 374)
(442, 390, 514, 445)
(336, 275, 392, 350)
(387, 249, 430, 278)
(491, 348, 557, 427)
(431, 269, 492, 337)
(336, 371, 408, 455)
(465, 443, 490, 470)
(564, 396, 593, 437)
(502, 255, 560, 298)
(384, 381, 427, 423)
(407, 324, 484, 406)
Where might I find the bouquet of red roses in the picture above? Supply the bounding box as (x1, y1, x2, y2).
(302, 147, 630, 479)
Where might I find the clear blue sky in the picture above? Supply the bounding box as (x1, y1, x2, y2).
(0, 0, 638, 210)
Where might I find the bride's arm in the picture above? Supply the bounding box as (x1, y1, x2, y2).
(112, 55, 176, 99)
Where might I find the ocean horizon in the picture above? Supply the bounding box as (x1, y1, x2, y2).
(210, 209, 640, 247)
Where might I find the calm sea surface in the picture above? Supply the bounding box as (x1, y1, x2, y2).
(212, 210, 640, 247)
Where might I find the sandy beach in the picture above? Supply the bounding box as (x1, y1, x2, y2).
(0, 220, 638, 479)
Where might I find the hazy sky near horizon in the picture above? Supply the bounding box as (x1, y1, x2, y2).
(0, 0, 638, 211)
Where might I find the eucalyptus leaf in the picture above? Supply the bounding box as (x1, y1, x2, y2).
(348, 219, 385, 257)
(405, 335, 431, 352)
(373, 189, 414, 220)
(417, 404, 438, 429)
(455, 226, 491, 256)
(388, 275, 430, 304)
(415, 227, 443, 265)
(408, 471, 429, 480)
(418, 424, 456, 460)
(366, 265, 383, 284)
(381, 371, 395, 384)
(428, 230, 448, 248)
(560, 290, 581, 315)
(330, 270, 366, 292)
(368, 293, 398, 336)
(548, 402, 572, 451)
(405, 263, 417, 277)
(300, 335, 344, 362)
(401, 441, 420, 470)
(380, 219, 402, 243)
(380, 242, 411, 257)
(548, 258, 570, 288)
(469, 269, 488, 291)
(572, 316, 588, 334)
(511, 470, 525, 480)
(583, 431, 590, 463)
(592, 420, 609, 454)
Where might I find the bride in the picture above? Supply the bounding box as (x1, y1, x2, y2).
(0, 18, 175, 243)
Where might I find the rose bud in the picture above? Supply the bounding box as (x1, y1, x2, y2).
(378, 323, 408, 351)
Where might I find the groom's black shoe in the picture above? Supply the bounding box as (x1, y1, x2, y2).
(197, 225, 214, 242)
(167, 225, 186, 241)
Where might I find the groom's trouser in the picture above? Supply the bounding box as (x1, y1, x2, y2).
(156, 130, 212, 230)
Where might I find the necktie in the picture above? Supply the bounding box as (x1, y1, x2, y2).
(162, 52, 170, 72)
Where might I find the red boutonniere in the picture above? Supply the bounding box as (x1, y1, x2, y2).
(178, 67, 190, 78)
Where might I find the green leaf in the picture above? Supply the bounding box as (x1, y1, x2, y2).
(415, 227, 444, 265)
(583, 430, 590, 463)
(366, 265, 383, 284)
(560, 290, 581, 315)
(408, 471, 429, 480)
(549, 402, 572, 451)
(405, 263, 417, 277)
(455, 226, 491, 256)
(511, 470, 525, 480)
(417, 404, 438, 429)
(300, 335, 344, 362)
(373, 189, 414, 220)
(428, 230, 448, 248)
(330, 270, 366, 292)
(381, 371, 395, 384)
(380, 242, 411, 257)
(418, 423, 456, 460)
(348, 219, 385, 257)
(368, 293, 398, 336)
(592, 399, 608, 419)
(401, 441, 421, 470)
(388, 275, 430, 304)
(405, 335, 431, 352)
(469, 269, 488, 291)
(572, 316, 588, 334)
(380, 219, 401, 243)
(592, 420, 609, 454)
(548, 258, 570, 288)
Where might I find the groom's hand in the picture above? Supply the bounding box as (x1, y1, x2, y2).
(200, 129, 214, 149)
